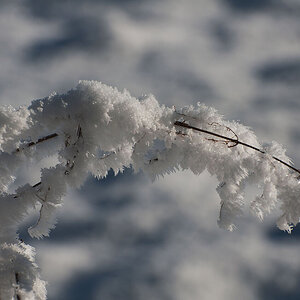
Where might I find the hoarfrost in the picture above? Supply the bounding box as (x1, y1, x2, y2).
(0, 81, 299, 297)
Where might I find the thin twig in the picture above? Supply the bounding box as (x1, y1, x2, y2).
(64, 124, 83, 175)
(174, 120, 300, 175)
(13, 182, 41, 199)
(11, 119, 300, 201)
(31, 189, 49, 233)
(15, 133, 58, 153)
(15, 272, 21, 300)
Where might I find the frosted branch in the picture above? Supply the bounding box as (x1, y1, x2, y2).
(0, 80, 299, 298)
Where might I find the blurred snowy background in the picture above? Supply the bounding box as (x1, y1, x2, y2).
(1, 0, 300, 299)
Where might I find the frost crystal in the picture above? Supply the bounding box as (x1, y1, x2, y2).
(0, 81, 299, 297)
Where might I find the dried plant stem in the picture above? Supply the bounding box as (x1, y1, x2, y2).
(15, 272, 21, 300)
(15, 133, 58, 153)
(174, 121, 300, 176)
(12, 120, 300, 197)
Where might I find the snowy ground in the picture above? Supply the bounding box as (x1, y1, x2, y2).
(1, 0, 300, 299)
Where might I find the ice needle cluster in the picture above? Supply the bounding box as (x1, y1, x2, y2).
(0, 81, 299, 298)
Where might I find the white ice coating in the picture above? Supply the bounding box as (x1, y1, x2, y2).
(0, 81, 299, 298)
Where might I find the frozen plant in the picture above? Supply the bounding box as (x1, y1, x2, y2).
(0, 81, 299, 298)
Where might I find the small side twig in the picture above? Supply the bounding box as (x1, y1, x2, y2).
(64, 124, 83, 175)
(207, 122, 239, 148)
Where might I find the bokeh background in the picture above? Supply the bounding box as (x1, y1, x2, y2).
(1, 0, 300, 299)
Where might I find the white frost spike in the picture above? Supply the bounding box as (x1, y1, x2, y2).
(0, 81, 299, 297)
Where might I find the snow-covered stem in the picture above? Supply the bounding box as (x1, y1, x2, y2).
(174, 121, 300, 176)
(15, 133, 59, 153)
(0, 80, 299, 298)
(16, 120, 300, 194)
